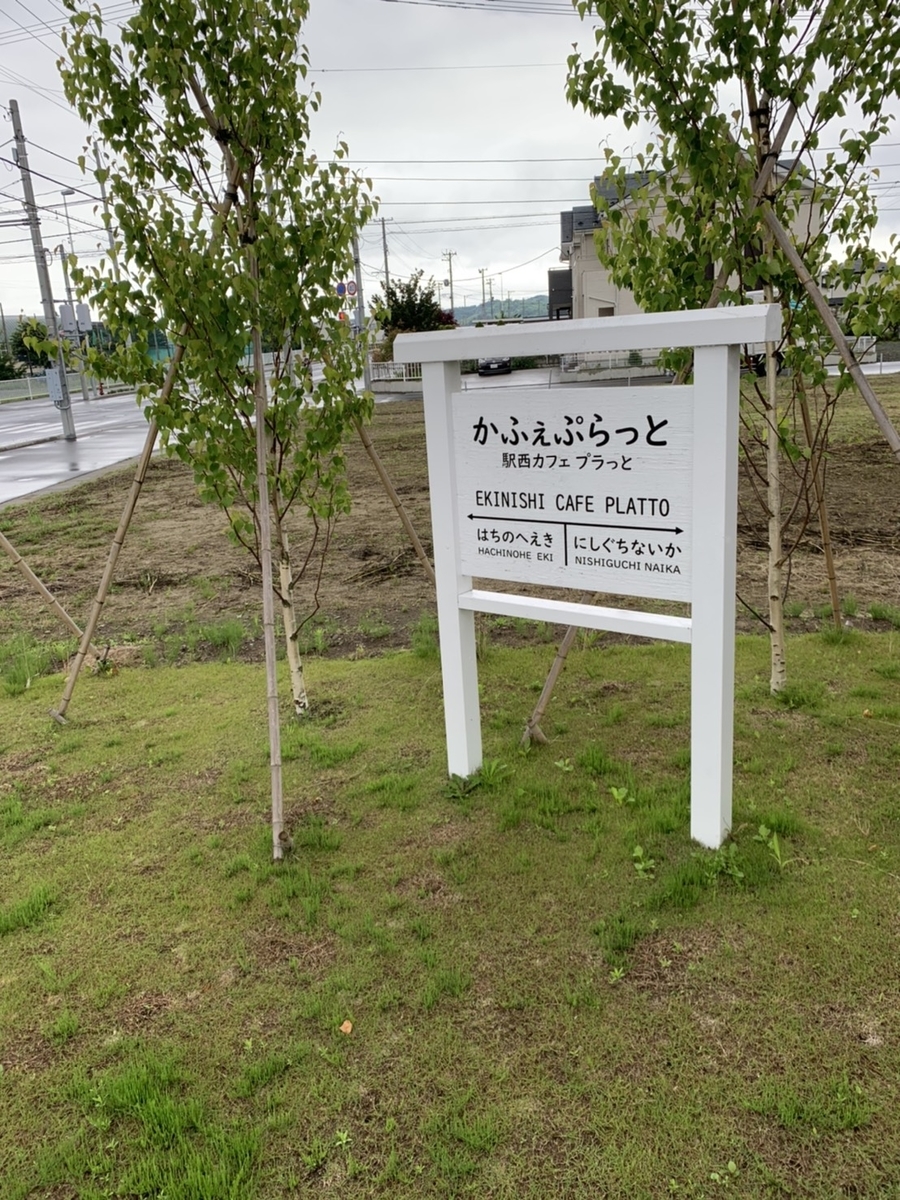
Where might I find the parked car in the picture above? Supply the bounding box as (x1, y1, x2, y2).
(477, 356, 512, 376)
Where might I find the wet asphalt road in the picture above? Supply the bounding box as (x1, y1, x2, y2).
(0, 391, 152, 508)
(0, 370, 575, 508)
(7, 359, 893, 509)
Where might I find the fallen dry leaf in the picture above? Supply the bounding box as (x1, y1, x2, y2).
(339, 1020, 353, 1035)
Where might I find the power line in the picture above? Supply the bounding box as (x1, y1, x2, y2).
(0, 155, 101, 203)
(9, 0, 65, 40)
(0, 65, 72, 112)
(375, 0, 578, 12)
(0, 1, 60, 54)
(0, 0, 133, 44)
(311, 60, 564, 72)
(378, 197, 593, 205)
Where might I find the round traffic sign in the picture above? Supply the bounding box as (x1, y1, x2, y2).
(346, 280, 358, 297)
(336, 281, 347, 297)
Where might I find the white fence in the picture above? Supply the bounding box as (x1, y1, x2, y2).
(559, 349, 663, 373)
(369, 360, 423, 383)
(0, 371, 94, 404)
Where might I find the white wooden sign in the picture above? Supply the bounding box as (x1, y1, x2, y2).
(394, 307, 782, 849)
(452, 386, 693, 602)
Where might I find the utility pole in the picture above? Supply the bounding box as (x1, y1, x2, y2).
(442, 249, 456, 313)
(0, 303, 9, 357)
(479, 267, 487, 319)
(10, 99, 76, 439)
(381, 217, 390, 295)
(488, 278, 494, 320)
(352, 233, 371, 391)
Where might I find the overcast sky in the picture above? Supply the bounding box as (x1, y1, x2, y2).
(2, 0, 899, 322)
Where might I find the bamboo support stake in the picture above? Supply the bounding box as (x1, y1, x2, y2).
(49, 408, 164, 724)
(523, 111, 803, 741)
(761, 206, 900, 463)
(251, 317, 285, 862)
(521, 621, 582, 747)
(354, 416, 436, 588)
(50, 335, 190, 722)
(765, 292, 787, 692)
(50, 153, 244, 725)
(0, 529, 102, 655)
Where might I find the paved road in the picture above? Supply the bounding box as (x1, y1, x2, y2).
(0, 391, 154, 508)
(0, 368, 673, 508)
(5, 358, 893, 509)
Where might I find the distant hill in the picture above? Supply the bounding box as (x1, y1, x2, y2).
(453, 295, 548, 326)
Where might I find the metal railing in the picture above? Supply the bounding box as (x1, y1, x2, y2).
(559, 350, 663, 372)
(0, 371, 98, 404)
(369, 360, 423, 383)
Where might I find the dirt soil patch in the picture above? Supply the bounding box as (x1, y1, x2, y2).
(1, 398, 898, 659)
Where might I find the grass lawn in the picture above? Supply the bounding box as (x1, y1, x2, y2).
(1, 631, 899, 1198)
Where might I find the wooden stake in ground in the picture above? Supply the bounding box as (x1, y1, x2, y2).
(520, 621, 583, 748)
(0, 528, 102, 656)
(50, 151, 244, 725)
(354, 416, 436, 588)
(764, 279, 787, 693)
(49, 407, 164, 725)
(756, 207, 900, 464)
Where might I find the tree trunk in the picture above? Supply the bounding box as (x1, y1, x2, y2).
(271, 502, 309, 718)
(797, 375, 841, 630)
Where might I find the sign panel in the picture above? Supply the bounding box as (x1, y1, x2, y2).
(45, 366, 64, 409)
(452, 386, 693, 602)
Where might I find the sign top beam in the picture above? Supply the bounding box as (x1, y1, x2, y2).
(394, 305, 781, 363)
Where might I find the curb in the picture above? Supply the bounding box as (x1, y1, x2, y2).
(0, 434, 63, 454)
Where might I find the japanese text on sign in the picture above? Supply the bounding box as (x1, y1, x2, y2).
(451, 387, 694, 603)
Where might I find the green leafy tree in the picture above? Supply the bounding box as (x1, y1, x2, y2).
(10, 319, 52, 372)
(372, 269, 455, 359)
(0, 350, 20, 381)
(60, 0, 375, 857)
(567, 0, 900, 690)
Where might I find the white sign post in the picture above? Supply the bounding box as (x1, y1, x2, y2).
(395, 307, 781, 848)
